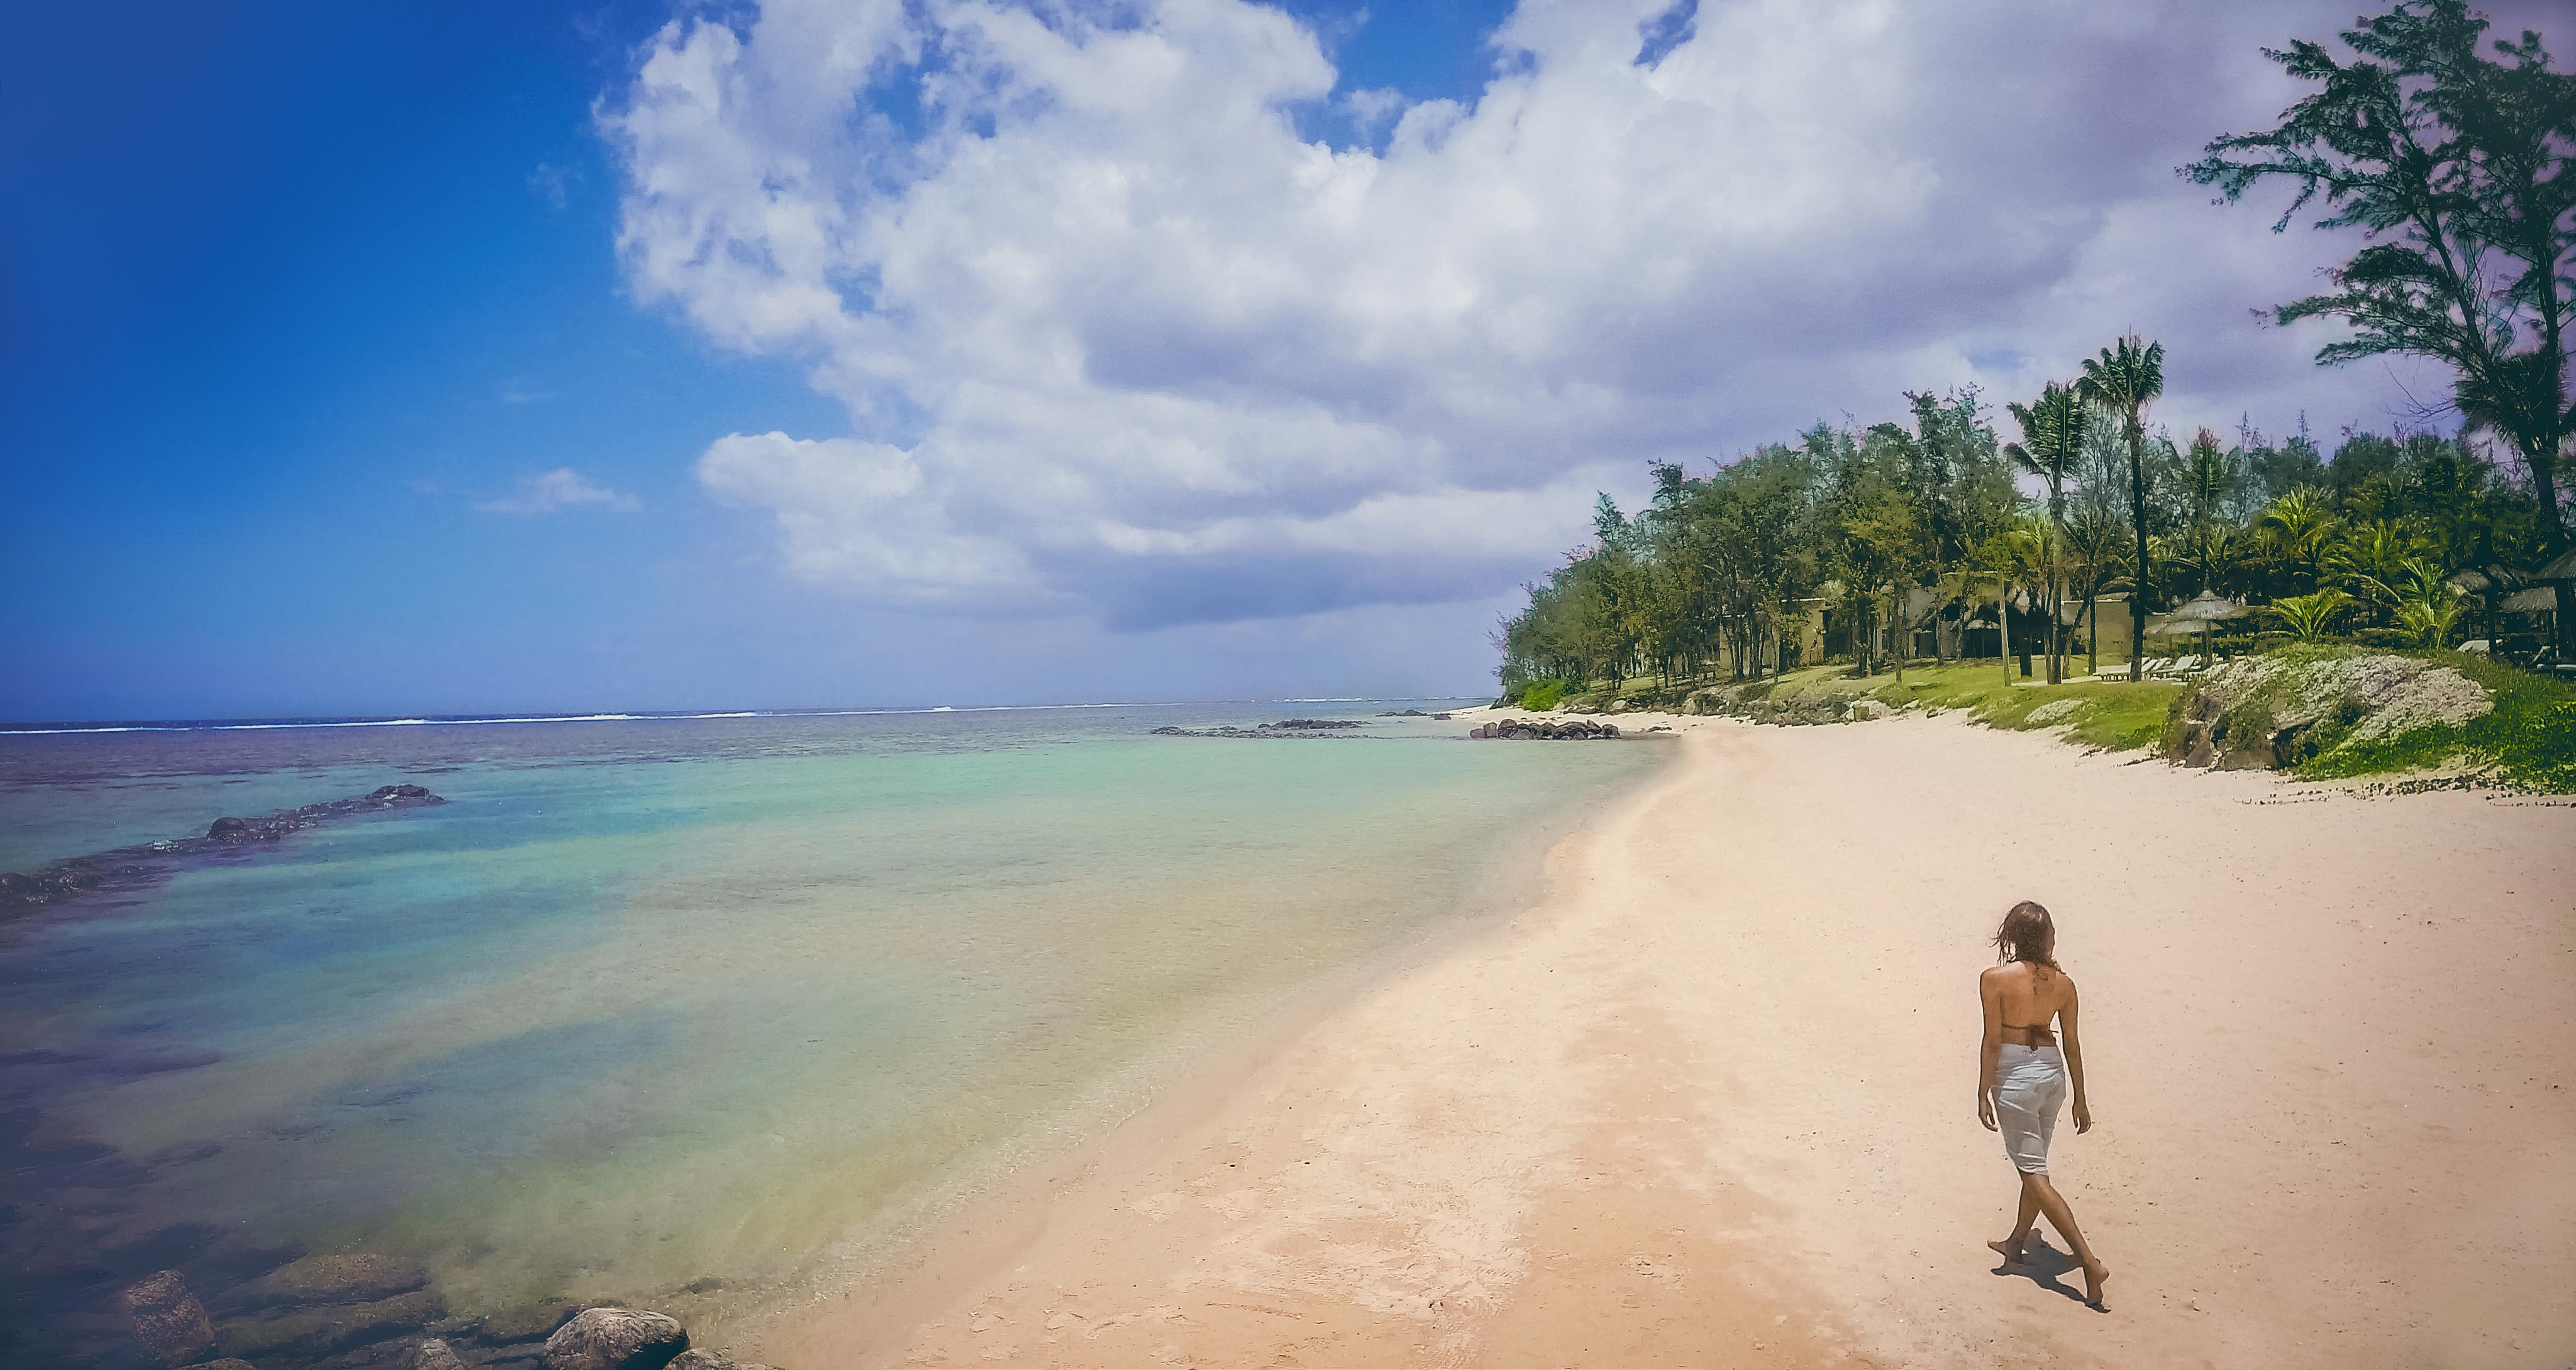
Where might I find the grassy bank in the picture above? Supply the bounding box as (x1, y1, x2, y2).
(2194, 647, 2576, 791)
(1526, 650, 2576, 792)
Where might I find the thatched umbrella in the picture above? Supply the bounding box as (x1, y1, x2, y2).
(2153, 590, 2248, 661)
(2450, 565, 2526, 648)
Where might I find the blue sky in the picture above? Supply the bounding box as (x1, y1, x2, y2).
(4, 1, 1533, 721)
(2, 1, 2512, 721)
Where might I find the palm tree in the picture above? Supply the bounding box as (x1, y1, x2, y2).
(2006, 382, 2085, 682)
(2271, 588, 2352, 643)
(2257, 489, 2341, 594)
(2061, 502, 2125, 674)
(1991, 517, 2055, 681)
(2076, 335, 2165, 681)
(2327, 519, 2429, 627)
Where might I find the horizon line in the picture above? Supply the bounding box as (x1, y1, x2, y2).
(0, 696, 1494, 737)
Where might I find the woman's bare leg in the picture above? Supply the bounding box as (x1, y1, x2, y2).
(2023, 1173, 2111, 1306)
(1989, 1178, 2041, 1264)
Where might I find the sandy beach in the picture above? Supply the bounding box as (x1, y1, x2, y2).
(742, 712, 2576, 1369)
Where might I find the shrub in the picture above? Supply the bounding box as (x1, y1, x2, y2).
(1518, 678, 1569, 711)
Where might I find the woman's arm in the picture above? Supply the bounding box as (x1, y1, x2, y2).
(1976, 968, 2002, 1131)
(2062, 977, 2091, 1133)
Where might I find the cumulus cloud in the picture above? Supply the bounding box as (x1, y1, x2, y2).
(480, 467, 641, 515)
(603, 0, 2488, 628)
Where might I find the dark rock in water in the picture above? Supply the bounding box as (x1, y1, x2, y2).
(184, 1361, 258, 1370)
(1, 783, 448, 913)
(543, 1307, 688, 1370)
(475, 1299, 579, 1345)
(218, 1287, 445, 1359)
(218, 1253, 430, 1312)
(1152, 718, 1370, 740)
(314, 1337, 434, 1370)
(1376, 708, 1430, 717)
(409, 1337, 472, 1370)
(1468, 718, 1619, 742)
(118, 1269, 216, 1366)
(669, 1350, 777, 1370)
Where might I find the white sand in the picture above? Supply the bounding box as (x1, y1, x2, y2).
(743, 713, 2576, 1368)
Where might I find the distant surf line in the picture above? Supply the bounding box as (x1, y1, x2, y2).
(0, 698, 1477, 738)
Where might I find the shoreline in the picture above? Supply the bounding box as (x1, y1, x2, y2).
(745, 711, 2576, 1368)
(704, 729, 1677, 1359)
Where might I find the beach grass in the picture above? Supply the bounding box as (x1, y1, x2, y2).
(2287, 649, 2576, 790)
(1551, 647, 2576, 791)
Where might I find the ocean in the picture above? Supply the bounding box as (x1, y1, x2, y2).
(0, 701, 1661, 1361)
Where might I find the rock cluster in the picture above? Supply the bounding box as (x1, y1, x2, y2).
(103, 1257, 779, 1370)
(1151, 718, 1368, 738)
(1469, 718, 1621, 740)
(1, 782, 447, 911)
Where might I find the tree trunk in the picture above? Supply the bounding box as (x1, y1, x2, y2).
(2045, 489, 2065, 686)
(1999, 591, 2013, 684)
(1891, 590, 1905, 682)
(2525, 436, 2568, 553)
(2128, 427, 2150, 683)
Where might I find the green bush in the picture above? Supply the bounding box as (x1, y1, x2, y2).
(1518, 678, 1569, 711)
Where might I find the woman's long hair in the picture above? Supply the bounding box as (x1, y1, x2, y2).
(1994, 900, 2060, 974)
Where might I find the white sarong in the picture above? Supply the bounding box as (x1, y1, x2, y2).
(1994, 1042, 2067, 1174)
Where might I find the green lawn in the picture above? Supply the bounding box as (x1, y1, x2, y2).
(1855, 662, 2182, 752)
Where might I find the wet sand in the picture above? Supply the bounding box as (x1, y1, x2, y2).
(741, 712, 2576, 1368)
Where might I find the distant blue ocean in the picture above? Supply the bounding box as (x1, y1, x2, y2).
(0, 701, 1660, 1352)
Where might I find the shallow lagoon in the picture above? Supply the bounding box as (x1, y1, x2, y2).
(0, 703, 1660, 1356)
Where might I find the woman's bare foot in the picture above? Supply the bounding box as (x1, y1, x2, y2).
(2082, 1260, 2111, 1309)
(1987, 1237, 2024, 1266)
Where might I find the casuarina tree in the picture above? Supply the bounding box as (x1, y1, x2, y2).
(2184, 0, 2573, 557)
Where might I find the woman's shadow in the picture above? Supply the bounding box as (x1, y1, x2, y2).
(1991, 1235, 2097, 1306)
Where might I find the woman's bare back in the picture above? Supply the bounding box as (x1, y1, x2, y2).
(1982, 962, 2075, 1044)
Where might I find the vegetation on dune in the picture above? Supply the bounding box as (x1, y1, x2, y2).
(1491, 1, 2573, 789)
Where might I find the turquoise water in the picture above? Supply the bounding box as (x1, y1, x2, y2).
(0, 704, 1658, 1338)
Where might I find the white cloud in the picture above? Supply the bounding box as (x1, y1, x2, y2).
(528, 162, 574, 210)
(480, 467, 641, 515)
(604, 0, 2473, 628)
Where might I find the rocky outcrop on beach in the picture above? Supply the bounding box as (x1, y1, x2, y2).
(0, 782, 446, 911)
(1469, 718, 1621, 740)
(543, 1307, 689, 1370)
(1151, 718, 1370, 738)
(2165, 651, 2493, 772)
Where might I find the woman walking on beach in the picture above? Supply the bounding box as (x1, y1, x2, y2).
(1977, 900, 2111, 1308)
